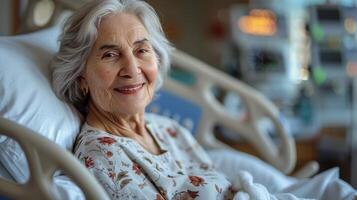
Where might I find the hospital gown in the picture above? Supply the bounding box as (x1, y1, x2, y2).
(74, 113, 356, 200)
(74, 113, 236, 200)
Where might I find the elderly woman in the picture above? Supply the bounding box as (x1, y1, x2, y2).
(51, 0, 235, 199)
(51, 0, 357, 199)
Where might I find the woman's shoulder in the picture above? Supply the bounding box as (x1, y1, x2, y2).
(78, 123, 109, 140)
(74, 123, 118, 151)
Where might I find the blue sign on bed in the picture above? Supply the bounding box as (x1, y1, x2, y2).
(146, 90, 202, 135)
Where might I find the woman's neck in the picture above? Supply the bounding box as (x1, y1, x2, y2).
(85, 101, 147, 138)
(85, 101, 162, 155)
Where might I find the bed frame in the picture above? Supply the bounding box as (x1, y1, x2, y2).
(0, 117, 109, 200)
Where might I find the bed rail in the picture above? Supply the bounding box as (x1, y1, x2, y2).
(0, 117, 109, 200)
(168, 50, 296, 174)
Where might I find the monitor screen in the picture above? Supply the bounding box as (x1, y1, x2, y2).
(319, 49, 343, 65)
(317, 7, 341, 22)
(251, 50, 284, 72)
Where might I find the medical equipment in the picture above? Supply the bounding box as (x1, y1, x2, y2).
(0, 0, 322, 199)
(227, 4, 321, 138)
(229, 6, 294, 102)
(308, 4, 357, 126)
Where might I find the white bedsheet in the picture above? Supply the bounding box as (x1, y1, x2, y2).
(54, 176, 85, 200)
(209, 149, 357, 200)
(280, 169, 356, 200)
(209, 149, 296, 193)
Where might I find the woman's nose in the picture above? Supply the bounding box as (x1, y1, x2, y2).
(119, 53, 141, 78)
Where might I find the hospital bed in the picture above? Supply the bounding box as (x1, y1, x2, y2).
(0, 0, 321, 199)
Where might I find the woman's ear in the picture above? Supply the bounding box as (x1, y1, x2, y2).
(79, 76, 89, 95)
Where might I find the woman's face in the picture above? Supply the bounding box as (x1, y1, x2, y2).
(82, 12, 158, 117)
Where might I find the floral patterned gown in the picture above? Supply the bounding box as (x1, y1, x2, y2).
(74, 113, 236, 200)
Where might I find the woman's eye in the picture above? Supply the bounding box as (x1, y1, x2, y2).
(102, 52, 118, 59)
(137, 48, 149, 54)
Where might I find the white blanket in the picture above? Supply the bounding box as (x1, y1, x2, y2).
(209, 149, 356, 200)
(232, 170, 307, 200)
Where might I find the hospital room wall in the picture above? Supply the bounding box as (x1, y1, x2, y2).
(0, 0, 244, 65)
(146, 0, 248, 68)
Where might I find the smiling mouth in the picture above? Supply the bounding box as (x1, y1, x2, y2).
(114, 83, 145, 95)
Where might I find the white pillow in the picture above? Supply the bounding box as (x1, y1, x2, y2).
(0, 25, 81, 183)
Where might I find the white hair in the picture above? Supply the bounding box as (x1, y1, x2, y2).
(51, 0, 172, 113)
